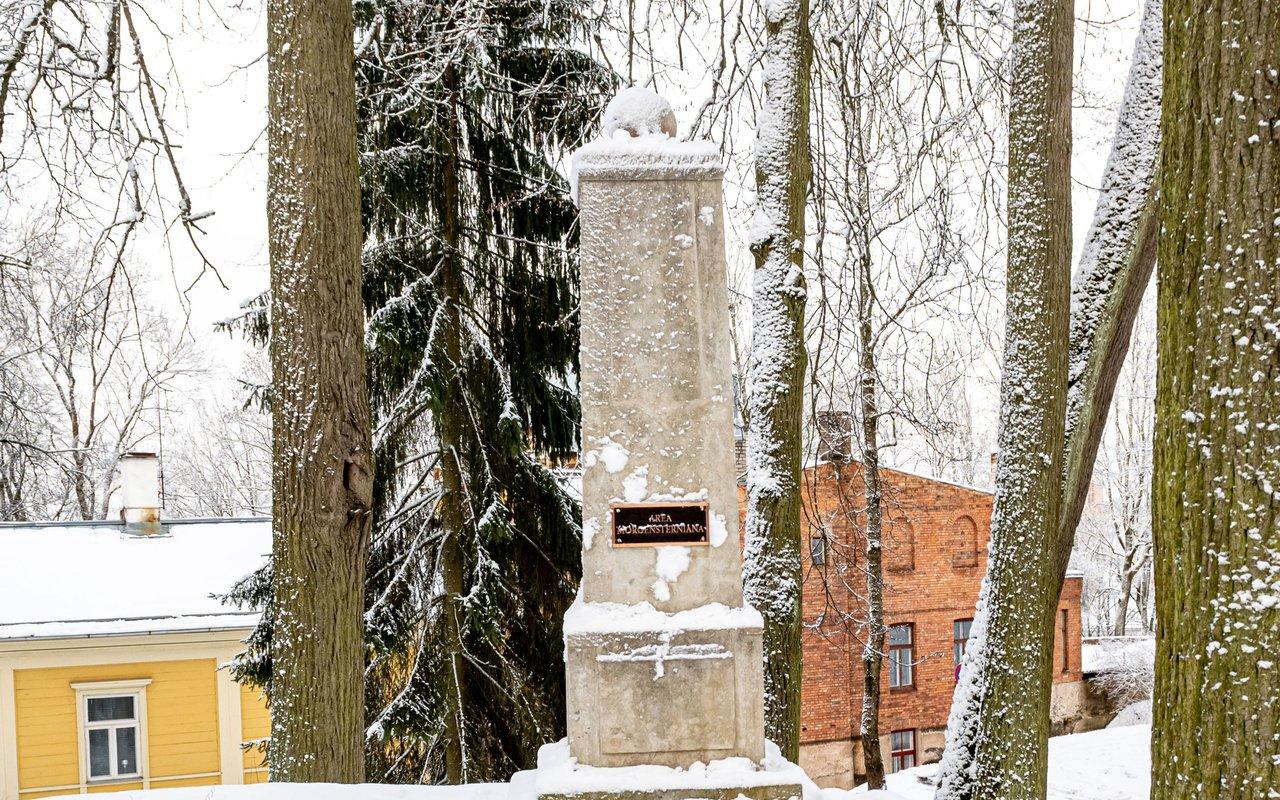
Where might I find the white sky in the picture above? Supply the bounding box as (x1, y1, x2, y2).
(80, 0, 1146, 459)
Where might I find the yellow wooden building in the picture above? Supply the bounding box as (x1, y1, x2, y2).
(0, 511, 272, 800)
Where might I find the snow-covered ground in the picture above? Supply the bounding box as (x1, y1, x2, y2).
(40, 727, 1149, 800)
(861, 725, 1151, 800)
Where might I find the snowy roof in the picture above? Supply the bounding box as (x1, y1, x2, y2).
(0, 517, 270, 642)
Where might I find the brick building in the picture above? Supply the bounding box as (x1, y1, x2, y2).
(738, 460, 1084, 788)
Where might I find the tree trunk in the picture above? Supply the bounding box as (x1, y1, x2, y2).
(1112, 557, 1134, 637)
(743, 0, 812, 763)
(1151, 0, 1279, 795)
(1058, 0, 1163, 579)
(857, 359, 886, 789)
(935, 0, 1073, 797)
(266, 0, 373, 783)
(856, 243, 886, 789)
(437, 63, 472, 786)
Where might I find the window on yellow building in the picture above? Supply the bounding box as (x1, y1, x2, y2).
(72, 679, 151, 783)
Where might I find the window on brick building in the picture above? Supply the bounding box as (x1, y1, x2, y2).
(809, 536, 826, 566)
(886, 519, 915, 572)
(953, 618, 973, 682)
(950, 515, 979, 568)
(889, 729, 916, 772)
(888, 623, 914, 688)
(1060, 608, 1070, 673)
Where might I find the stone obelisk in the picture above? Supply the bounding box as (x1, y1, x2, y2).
(560, 88, 772, 773)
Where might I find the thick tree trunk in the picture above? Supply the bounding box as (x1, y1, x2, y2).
(437, 65, 471, 785)
(1151, 0, 1279, 795)
(265, 0, 373, 783)
(935, 0, 1073, 797)
(743, 0, 812, 763)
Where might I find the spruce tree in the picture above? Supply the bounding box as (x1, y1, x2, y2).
(229, 0, 613, 784)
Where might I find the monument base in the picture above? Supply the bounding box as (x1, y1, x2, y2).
(512, 740, 805, 800)
(563, 598, 766, 768)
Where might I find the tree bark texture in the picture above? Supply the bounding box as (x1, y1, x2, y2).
(743, 0, 812, 763)
(1151, 0, 1280, 795)
(1059, 0, 1163, 580)
(266, 0, 373, 782)
(936, 0, 1073, 797)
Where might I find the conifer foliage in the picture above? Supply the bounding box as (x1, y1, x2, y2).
(229, 0, 613, 784)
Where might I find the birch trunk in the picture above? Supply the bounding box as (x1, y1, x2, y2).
(936, 0, 1073, 796)
(1151, 0, 1280, 795)
(743, 0, 812, 762)
(266, 0, 373, 782)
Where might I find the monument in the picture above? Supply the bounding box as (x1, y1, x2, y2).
(522, 88, 804, 800)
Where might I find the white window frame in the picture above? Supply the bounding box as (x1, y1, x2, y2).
(71, 679, 152, 786)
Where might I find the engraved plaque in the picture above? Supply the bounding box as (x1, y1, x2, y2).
(611, 502, 709, 547)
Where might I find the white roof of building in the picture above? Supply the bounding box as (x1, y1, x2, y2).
(0, 517, 270, 641)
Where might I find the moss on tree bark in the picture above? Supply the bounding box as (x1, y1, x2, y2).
(1151, 0, 1280, 795)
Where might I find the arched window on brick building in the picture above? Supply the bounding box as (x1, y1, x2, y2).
(951, 515, 979, 568)
(886, 518, 915, 572)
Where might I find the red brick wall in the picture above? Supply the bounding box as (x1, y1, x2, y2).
(737, 461, 1083, 747)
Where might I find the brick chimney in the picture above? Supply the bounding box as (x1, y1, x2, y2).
(119, 452, 162, 535)
(815, 411, 853, 462)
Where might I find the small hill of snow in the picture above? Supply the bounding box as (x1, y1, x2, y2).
(859, 724, 1151, 800)
(1108, 700, 1153, 728)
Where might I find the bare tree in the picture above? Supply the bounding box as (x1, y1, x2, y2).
(163, 359, 272, 518)
(0, 227, 193, 521)
(0, 1, 219, 280)
(938, 0, 1164, 795)
(799, 0, 1003, 783)
(1077, 295, 1155, 636)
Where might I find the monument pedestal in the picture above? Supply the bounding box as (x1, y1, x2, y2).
(564, 600, 766, 768)
(516, 738, 804, 800)
(525, 88, 811, 800)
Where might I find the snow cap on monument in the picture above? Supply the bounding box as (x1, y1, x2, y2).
(601, 87, 678, 138)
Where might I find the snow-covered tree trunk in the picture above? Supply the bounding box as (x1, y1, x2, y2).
(935, 0, 1074, 797)
(1151, 0, 1280, 795)
(265, 0, 373, 782)
(744, 0, 813, 762)
(939, 1, 1163, 795)
(1058, 0, 1163, 576)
